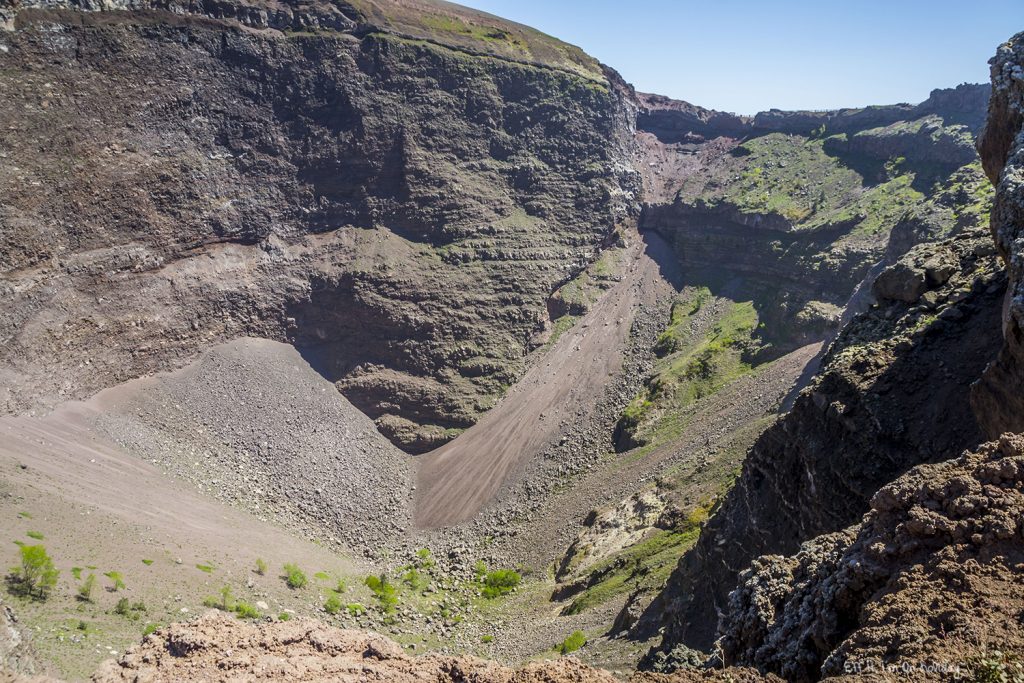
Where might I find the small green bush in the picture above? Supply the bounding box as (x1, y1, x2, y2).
(195, 564, 215, 574)
(481, 634, 494, 643)
(141, 559, 153, 566)
(283, 563, 307, 589)
(8, 545, 59, 601)
(25, 531, 43, 541)
(115, 597, 131, 615)
(277, 612, 292, 621)
(472, 560, 487, 580)
(401, 568, 429, 591)
(557, 630, 586, 655)
(346, 603, 365, 616)
(254, 558, 267, 576)
(234, 602, 260, 619)
(77, 574, 96, 603)
(364, 574, 398, 614)
(335, 579, 346, 593)
(142, 623, 159, 636)
(481, 569, 520, 598)
(104, 571, 125, 592)
(219, 585, 233, 611)
(323, 593, 342, 615)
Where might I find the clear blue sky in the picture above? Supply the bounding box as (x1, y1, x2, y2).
(458, 0, 1024, 114)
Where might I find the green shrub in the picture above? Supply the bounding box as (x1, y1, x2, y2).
(219, 585, 233, 611)
(115, 597, 131, 615)
(77, 574, 96, 602)
(77, 620, 87, 631)
(323, 593, 342, 615)
(415, 548, 435, 570)
(254, 558, 267, 576)
(481, 634, 494, 644)
(195, 564, 215, 574)
(142, 623, 159, 636)
(346, 603, 365, 616)
(104, 571, 125, 592)
(401, 568, 429, 591)
(472, 560, 487, 580)
(481, 569, 520, 598)
(283, 563, 307, 589)
(233, 602, 260, 619)
(557, 630, 586, 655)
(335, 579, 346, 593)
(7, 545, 59, 600)
(71, 567, 83, 580)
(141, 559, 153, 566)
(277, 612, 292, 621)
(969, 650, 1024, 683)
(25, 531, 43, 541)
(364, 574, 398, 614)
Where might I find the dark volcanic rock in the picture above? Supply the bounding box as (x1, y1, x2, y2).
(718, 434, 1024, 682)
(0, 0, 639, 451)
(972, 31, 1024, 438)
(640, 228, 1005, 653)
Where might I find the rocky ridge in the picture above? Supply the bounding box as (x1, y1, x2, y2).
(642, 226, 1006, 652)
(640, 29, 1024, 680)
(0, 0, 639, 453)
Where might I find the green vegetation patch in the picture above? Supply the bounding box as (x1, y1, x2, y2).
(560, 506, 709, 615)
(557, 630, 587, 655)
(618, 292, 758, 451)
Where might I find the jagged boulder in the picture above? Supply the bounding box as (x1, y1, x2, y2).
(718, 434, 1024, 681)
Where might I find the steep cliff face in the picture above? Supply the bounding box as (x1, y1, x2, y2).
(635, 85, 992, 354)
(641, 32, 1024, 671)
(973, 33, 1024, 438)
(0, 0, 639, 452)
(641, 227, 1006, 652)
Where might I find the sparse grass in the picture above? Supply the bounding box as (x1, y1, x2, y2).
(560, 504, 710, 615)
(617, 295, 757, 450)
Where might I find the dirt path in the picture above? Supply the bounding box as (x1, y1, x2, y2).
(414, 233, 682, 528)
